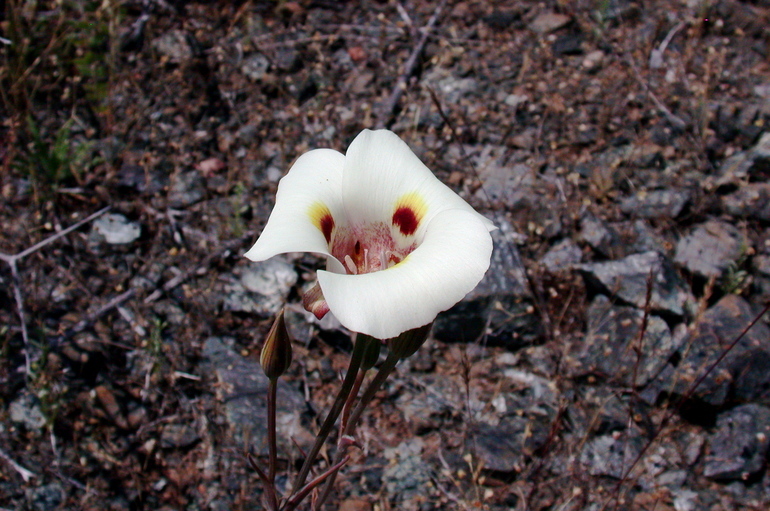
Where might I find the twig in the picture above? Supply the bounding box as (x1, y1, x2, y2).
(376, 0, 449, 128)
(0, 206, 111, 264)
(50, 231, 256, 347)
(0, 446, 36, 482)
(0, 206, 111, 374)
(626, 57, 687, 132)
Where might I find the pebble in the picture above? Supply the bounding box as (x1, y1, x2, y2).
(92, 214, 141, 245)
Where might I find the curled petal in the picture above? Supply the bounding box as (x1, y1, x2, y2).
(317, 209, 493, 339)
(244, 149, 345, 263)
(342, 129, 496, 243)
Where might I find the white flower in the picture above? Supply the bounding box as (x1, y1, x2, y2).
(245, 129, 495, 339)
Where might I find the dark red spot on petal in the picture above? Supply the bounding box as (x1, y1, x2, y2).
(392, 207, 419, 236)
(354, 240, 361, 255)
(320, 214, 334, 243)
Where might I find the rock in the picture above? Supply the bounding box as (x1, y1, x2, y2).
(241, 53, 270, 81)
(579, 214, 620, 258)
(433, 217, 539, 349)
(152, 30, 193, 64)
(619, 189, 691, 219)
(647, 294, 770, 407)
(25, 482, 66, 511)
(476, 162, 535, 210)
(201, 337, 308, 453)
(222, 258, 298, 317)
(576, 295, 684, 387)
(482, 10, 522, 30)
(710, 131, 770, 187)
(702, 404, 770, 480)
(422, 68, 479, 104)
(160, 423, 200, 449)
(580, 432, 645, 478)
(396, 374, 462, 433)
(381, 439, 435, 508)
(9, 392, 47, 431)
(529, 12, 571, 34)
(629, 220, 667, 254)
(339, 498, 372, 511)
(579, 251, 693, 317)
(722, 183, 770, 221)
(552, 33, 584, 56)
(91, 213, 141, 245)
(674, 220, 747, 278)
(472, 369, 558, 473)
(168, 171, 205, 208)
(541, 238, 582, 273)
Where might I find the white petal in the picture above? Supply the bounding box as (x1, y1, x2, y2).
(317, 208, 493, 339)
(244, 149, 346, 267)
(342, 129, 496, 243)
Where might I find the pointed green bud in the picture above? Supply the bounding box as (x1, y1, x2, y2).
(358, 334, 382, 371)
(387, 322, 432, 360)
(260, 309, 293, 379)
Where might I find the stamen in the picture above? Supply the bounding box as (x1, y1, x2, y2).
(363, 248, 370, 273)
(344, 255, 358, 275)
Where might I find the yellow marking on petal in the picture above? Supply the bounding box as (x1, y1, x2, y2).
(308, 201, 335, 243)
(392, 192, 427, 236)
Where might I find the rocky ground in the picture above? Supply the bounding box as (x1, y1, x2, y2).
(2, 0, 770, 510)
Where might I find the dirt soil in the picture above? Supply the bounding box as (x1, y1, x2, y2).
(1, 0, 770, 510)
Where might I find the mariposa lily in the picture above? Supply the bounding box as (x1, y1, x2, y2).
(245, 129, 495, 340)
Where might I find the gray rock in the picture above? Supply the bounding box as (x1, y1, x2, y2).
(241, 53, 270, 81)
(629, 220, 667, 254)
(474, 160, 535, 210)
(580, 432, 645, 478)
(710, 132, 770, 187)
(541, 238, 583, 273)
(647, 294, 770, 407)
(152, 30, 193, 64)
(433, 217, 539, 349)
(201, 337, 308, 453)
(703, 404, 770, 480)
(222, 258, 298, 317)
(472, 370, 558, 472)
(579, 214, 620, 258)
(91, 213, 141, 245)
(160, 423, 200, 449)
(26, 483, 66, 511)
(9, 392, 47, 431)
(422, 68, 479, 104)
(674, 220, 747, 278)
(168, 171, 205, 208)
(620, 189, 690, 219)
(381, 439, 435, 507)
(579, 251, 693, 317)
(576, 295, 683, 387)
(722, 183, 770, 221)
(529, 12, 571, 34)
(396, 374, 462, 433)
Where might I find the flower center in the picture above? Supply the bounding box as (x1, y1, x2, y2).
(330, 223, 414, 275)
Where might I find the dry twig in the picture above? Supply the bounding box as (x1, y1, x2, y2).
(377, 0, 449, 127)
(0, 206, 111, 374)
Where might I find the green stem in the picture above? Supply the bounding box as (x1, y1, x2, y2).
(286, 335, 367, 506)
(313, 351, 400, 510)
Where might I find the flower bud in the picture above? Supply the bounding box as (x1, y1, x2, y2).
(388, 322, 432, 360)
(260, 309, 293, 379)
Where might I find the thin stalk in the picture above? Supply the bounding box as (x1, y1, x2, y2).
(289, 336, 367, 499)
(267, 378, 278, 484)
(314, 351, 400, 510)
(341, 370, 366, 432)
